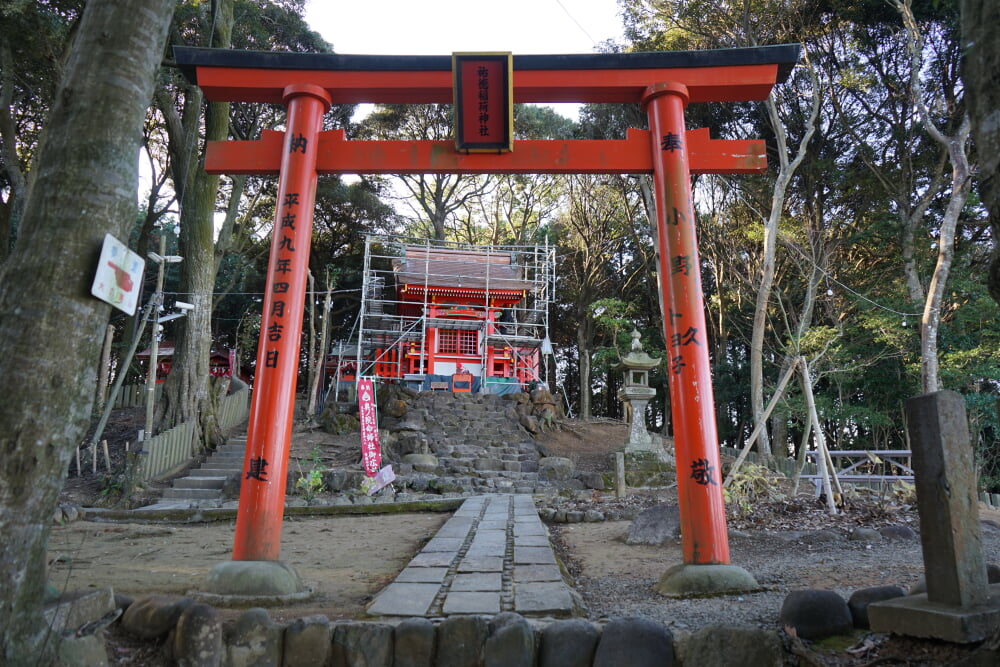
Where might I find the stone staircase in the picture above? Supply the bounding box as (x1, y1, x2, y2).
(385, 392, 551, 494)
(158, 436, 246, 504)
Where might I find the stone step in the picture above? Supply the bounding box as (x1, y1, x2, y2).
(189, 467, 238, 477)
(173, 476, 226, 490)
(162, 487, 222, 500)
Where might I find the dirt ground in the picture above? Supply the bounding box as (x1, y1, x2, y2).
(52, 414, 1000, 664)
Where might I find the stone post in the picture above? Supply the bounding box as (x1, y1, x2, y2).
(868, 390, 1000, 642)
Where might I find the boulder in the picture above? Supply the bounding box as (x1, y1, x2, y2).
(331, 621, 393, 667)
(394, 617, 436, 667)
(678, 625, 783, 667)
(879, 525, 917, 540)
(538, 618, 599, 667)
(848, 585, 906, 629)
(170, 602, 222, 667)
(625, 504, 681, 545)
(225, 608, 283, 667)
(437, 615, 489, 667)
(282, 615, 331, 667)
(779, 589, 853, 640)
(484, 612, 535, 667)
(121, 595, 195, 640)
(538, 457, 575, 482)
(593, 617, 673, 667)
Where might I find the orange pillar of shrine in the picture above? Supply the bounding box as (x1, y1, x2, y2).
(231, 84, 331, 564)
(643, 82, 757, 593)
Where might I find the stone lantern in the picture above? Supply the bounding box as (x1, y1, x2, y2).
(617, 330, 666, 457)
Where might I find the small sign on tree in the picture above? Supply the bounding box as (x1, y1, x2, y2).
(91, 234, 144, 315)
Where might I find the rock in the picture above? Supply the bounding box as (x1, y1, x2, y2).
(849, 527, 881, 542)
(538, 457, 575, 482)
(402, 453, 439, 473)
(848, 585, 906, 629)
(530, 388, 556, 405)
(879, 525, 917, 540)
(331, 621, 393, 667)
(121, 594, 195, 640)
(593, 616, 674, 667)
(577, 472, 608, 490)
(385, 399, 408, 418)
(779, 589, 853, 640)
(520, 414, 540, 434)
(678, 625, 783, 667)
(538, 618, 599, 667)
(394, 617, 436, 667)
(225, 608, 283, 667)
(54, 634, 109, 667)
(171, 602, 222, 667)
(282, 614, 331, 667)
(625, 504, 681, 545)
(537, 507, 556, 522)
(61, 503, 80, 523)
(584, 510, 605, 522)
(45, 587, 117, 635)
(437, 615, 489, 667)
(484, 612, 534, 667)
(799, 530, 840, 544)
(566, 511, 585, 523)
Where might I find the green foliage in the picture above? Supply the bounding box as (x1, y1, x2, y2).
(294, 447, 326, 501)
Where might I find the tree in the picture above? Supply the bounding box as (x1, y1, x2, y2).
(0, 1, 85, 262)
(891, 0, 973, 392)
(961, 0, 1000, 306)
(0, 0, 175, 661)
(359, 104, 494, 241)
(153, 0, 236, 447)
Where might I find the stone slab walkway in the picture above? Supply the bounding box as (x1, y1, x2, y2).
(367, 494, 578, 618)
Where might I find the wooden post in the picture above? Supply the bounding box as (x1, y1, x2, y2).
(75, 446, 81, 477)
(102, 440, 111, 472)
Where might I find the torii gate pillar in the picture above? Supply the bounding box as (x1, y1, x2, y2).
(206, 84, 330, 597)
(643, 83, 757, 594)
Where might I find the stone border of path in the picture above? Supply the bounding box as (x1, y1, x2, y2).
(367, 494, 580, 618)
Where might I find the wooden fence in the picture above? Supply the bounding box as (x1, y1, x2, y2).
(720, 446, 818, 479)
(136, 385, 250, 480)
(112, 383, 161, 409)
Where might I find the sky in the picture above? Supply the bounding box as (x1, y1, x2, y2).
(304, 0, 624, 57)
(304, 0, 626, 119)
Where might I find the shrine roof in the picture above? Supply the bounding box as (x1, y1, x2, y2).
(176, 45, 798, 81)
(173, 45, 800, 105)
(392, 246, 531, 292)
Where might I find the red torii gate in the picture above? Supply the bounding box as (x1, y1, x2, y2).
(175, 44, 798, 592)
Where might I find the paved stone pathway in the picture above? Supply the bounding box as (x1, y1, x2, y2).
(367, 494, 578, 618)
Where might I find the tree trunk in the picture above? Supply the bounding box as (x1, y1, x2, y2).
(0, 0, 173, 661)
(750, 74, 820, 458)
(894, 0, 974, 392)
(961, 0, 1000, 306)
(576, 316, 594, 420)
(156, 0, 233, 449)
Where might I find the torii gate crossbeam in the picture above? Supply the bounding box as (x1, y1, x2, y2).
(174, 44, 799, 592)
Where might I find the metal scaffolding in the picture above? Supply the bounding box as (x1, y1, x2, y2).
(335, 235, 555, 390)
